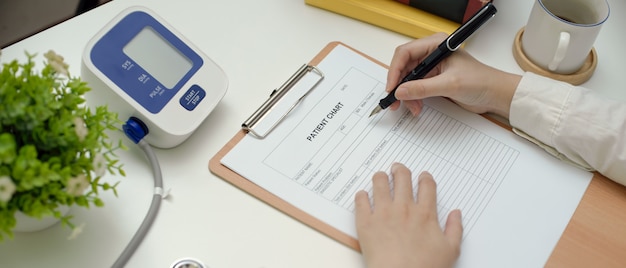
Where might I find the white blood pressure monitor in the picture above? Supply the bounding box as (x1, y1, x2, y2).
(82, 6, 227, 148)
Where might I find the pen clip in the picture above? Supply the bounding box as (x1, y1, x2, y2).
(446, 2, 497, 51)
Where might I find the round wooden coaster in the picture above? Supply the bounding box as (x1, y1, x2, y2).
(512, 27, 597, 85)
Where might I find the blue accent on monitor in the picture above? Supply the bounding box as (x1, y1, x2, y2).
(180, 85, 206, 111)
(90, 11, 204, 114)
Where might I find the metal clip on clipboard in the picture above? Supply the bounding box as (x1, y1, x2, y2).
(242, 64, 324, 139)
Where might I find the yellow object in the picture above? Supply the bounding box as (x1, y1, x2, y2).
(305, 0, 460, 38)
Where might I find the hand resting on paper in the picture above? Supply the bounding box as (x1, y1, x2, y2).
(354, 163, 463, 268)
(353, 31, 626, 267)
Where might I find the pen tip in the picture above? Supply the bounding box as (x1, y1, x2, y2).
(369, 106, 382, 118)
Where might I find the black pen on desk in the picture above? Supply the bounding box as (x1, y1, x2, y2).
(369, 1, 497, 117)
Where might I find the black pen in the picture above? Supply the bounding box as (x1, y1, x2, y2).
(369, 1, 497, 117)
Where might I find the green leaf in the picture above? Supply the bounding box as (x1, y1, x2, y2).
(0, 133, 17, 164)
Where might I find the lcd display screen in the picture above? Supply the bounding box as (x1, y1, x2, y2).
(123, 26, 192, 89)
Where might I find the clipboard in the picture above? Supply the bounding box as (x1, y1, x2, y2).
(209, 42, 388, 251)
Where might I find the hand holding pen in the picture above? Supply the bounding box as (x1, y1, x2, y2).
(370, 1, 497, 117)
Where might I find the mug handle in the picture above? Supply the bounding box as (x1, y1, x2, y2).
(548, 32, 570, 71)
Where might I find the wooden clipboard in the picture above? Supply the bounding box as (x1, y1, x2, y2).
(208, 42, 626, 266)
(208, 42, 382, 251)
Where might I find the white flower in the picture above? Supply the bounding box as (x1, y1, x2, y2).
(49, 61, 69, 76)
(92, 153, 106, 177)
(66, 174, 89, 196)
(67, 222, 85, 240)
(43, 50, 63, 62)
(0, 176, 16, 202)
(73, 117, 88, 142)
(43, 50, 69, 76)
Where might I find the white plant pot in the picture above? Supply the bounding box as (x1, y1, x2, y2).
(13, 205, 71, 233)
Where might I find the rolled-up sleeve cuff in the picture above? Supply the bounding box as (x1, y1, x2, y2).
(509, 72, 593, 171)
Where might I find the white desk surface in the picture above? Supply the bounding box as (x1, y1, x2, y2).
(0, 0, 624, 267)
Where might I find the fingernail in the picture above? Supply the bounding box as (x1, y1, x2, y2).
(418, 171, 431, 181)
(395, 87, 406, 98)
(452, 209, 462, 220)
(391, 162, 401, 173)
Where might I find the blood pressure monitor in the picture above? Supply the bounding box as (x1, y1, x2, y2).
(82, 6, 227, 148)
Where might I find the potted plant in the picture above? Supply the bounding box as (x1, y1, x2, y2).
(0, 49, 125, 240)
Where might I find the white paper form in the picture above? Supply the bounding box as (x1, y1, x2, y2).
(221, 44, 592, 267)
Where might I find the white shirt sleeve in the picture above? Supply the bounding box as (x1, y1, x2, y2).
(509, 72, 626, 186)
